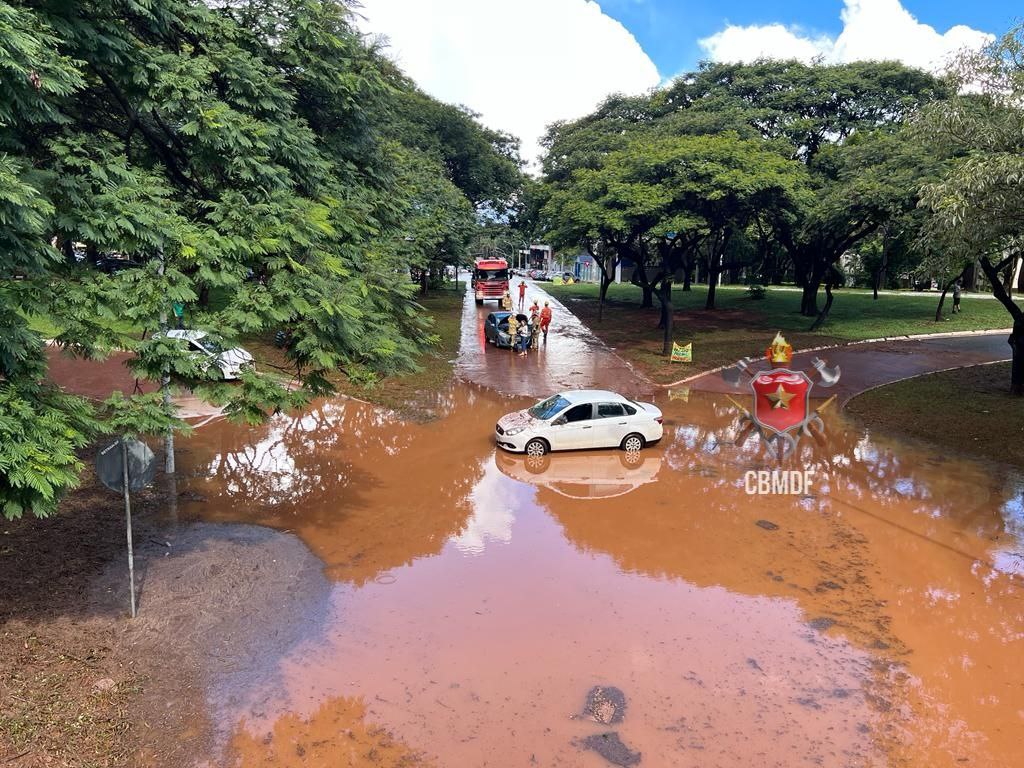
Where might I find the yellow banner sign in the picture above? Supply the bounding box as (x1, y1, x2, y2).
(671, 342, 692, 363)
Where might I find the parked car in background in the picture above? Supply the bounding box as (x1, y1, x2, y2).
(157, 330, 254, 380)
(495, 390, 663, 455)
(94, 255, 142, 274)
(484, 311, 535, 348)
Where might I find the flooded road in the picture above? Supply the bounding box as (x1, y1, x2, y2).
(175, 286, 1024, 767)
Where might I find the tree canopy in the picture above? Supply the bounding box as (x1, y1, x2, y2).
(540, 58, 951, 319)
(0, 0, 522, 518)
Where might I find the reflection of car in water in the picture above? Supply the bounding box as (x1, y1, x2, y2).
(495, 449, 662, 500)
(483, 311, 535, 349)
(495, 390, 663, 455)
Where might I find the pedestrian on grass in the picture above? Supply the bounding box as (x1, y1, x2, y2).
(539, 301, 552, 343)
(952, 280, 962, 314)
(518, 280, 527, 310)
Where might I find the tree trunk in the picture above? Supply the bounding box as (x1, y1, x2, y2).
(978, 255, 1024, 396)
(1010, 320, 1024, 396)
(682, 261, 693, 291)
(640, 283, 654, 308)
(705, 272, 718, 310)
(597, 271, 611, 323)
(656, 280, 674, 355)
(809, 281, 835, 331)
(656, 278, 672, 330)
(800, 279, 820, 316)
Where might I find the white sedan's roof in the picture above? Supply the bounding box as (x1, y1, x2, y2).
(558, 389, 630, 404)
(164, 329, 207, 341)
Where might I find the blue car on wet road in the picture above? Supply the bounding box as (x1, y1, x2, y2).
(484, 311, 535, 349)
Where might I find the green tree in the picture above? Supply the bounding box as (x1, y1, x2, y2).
(0, 0, 510, 518)
(919, 25, 1024, 394)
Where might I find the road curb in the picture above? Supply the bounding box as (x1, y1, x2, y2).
(663, 328, 1011, 389)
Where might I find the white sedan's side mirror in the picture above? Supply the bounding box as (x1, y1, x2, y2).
(553, 416, 567, 426)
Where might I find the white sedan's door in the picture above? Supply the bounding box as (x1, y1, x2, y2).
(547, 403, 596, 450)
(594, 402, 630, 447)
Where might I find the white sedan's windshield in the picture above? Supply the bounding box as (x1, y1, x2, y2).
(193, 337, 224, 355)
(529, 395, 571, 420)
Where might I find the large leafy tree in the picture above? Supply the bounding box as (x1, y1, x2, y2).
(540, 59, 950, 321)
(0, 0, 514, 518)
(919, 26, 1024, 394)
(543, 133, 807, 348)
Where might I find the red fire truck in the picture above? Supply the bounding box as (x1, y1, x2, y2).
(471, 257, 509, 305)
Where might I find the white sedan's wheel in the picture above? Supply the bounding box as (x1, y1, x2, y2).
(525, 438, 548, 456)
(621, 433, 645, 452)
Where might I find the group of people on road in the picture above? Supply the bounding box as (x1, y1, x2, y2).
(502, 280, 553, 356)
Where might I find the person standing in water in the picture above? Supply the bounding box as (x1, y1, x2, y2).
(507, 312, 519, 352)
(517, 280, 527, 310)
(517, 319, 531, 357)
(529, 300, 541, 349)
(539, 301, 552, 343)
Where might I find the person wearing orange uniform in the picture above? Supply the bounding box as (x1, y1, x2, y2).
(539, 302, 552, 343)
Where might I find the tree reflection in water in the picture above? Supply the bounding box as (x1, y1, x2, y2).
(179, 384, 508, 585)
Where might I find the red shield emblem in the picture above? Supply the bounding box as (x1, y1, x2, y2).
(750, 369, 811, 436)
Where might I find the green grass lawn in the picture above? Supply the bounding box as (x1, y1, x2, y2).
(846, 362, 1024, 470)
(545, 282, 1012, 383)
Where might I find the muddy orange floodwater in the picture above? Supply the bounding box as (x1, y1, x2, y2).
(178, 382, 1024, 768)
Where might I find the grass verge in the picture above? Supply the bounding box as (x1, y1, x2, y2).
(545, 283, 1011, 383)
(845, 362, 1024, 470)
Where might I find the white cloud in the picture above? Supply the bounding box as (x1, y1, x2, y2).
(700, 23, 833, 65)
(699, 0, 993, 71)
(355, 0, 661, 166)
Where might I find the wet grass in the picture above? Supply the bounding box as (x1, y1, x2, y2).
(546, 283, 1013, 383)
(846, 362, 1024, 470)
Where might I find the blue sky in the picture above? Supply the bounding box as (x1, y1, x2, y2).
(596, 0, 1018, 77)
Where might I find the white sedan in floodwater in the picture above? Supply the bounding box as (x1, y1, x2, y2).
(495, 390, 663, 456)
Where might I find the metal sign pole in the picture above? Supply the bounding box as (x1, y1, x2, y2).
(121, 440, 137, 619)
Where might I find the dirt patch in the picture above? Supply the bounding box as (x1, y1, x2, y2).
(1, 448, 332, 767)
(846, 362, 1024, 470)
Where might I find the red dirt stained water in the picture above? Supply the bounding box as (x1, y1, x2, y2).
(176, 379, 1024, 768)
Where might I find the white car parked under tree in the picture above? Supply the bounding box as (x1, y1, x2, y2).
(495, 390, 663, 456)
(158, 330, 254, 380)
